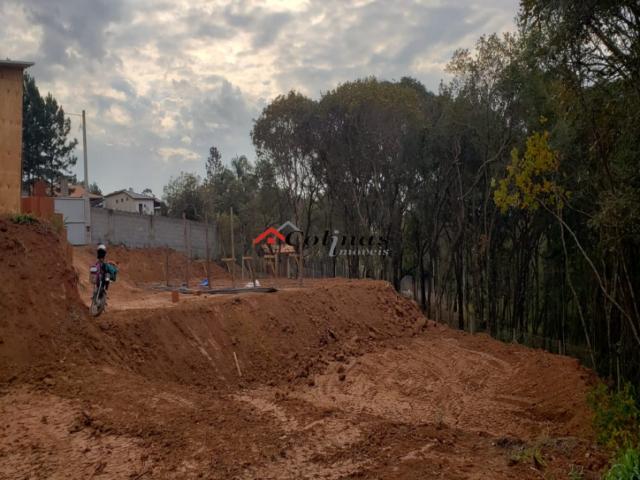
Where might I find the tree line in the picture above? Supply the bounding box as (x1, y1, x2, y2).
(163, 1, 640, 385)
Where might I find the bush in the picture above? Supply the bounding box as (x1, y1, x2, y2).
(11, 213, 39, 225)
(604, 448, 640, 480)
(50, 215, 65, 235)
(588, 383, 640, 451)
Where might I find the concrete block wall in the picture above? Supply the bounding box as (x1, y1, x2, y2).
(91, 208, 217, 258)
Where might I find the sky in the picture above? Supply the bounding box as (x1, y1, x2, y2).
(2, 0, 519, 196)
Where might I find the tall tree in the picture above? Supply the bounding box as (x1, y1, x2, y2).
(251, 91, 320, 231)
(22, 73, 78, 191)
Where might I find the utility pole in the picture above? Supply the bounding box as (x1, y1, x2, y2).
(82, 110, 92, 244)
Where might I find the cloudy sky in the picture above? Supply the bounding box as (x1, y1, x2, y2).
(2, 0, 519, 196)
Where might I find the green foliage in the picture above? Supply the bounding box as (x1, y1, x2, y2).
(588, 383, 640, 452)
(509, 444, 546, 469)
(162, 172, 205, 221)
(568, 465, 584, 480)
(22, 73, 78, 190)
(50, 215, 65, 235)
(89, 182, 103, 195)
(11, 214, 39, 225)
(604, 448, 640, 480)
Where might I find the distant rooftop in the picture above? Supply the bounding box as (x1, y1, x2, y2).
(0, 59, 34, 69)
(104, 189, 158, 201)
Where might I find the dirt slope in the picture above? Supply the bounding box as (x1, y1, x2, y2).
(0, 221, 606, 479)
(0, 218, 89, 381)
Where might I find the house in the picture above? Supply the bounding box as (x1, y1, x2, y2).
(54, 180, 103, 206)
(103, 188, 161, 215)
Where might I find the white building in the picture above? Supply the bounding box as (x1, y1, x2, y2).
(103, 189, 159, 215)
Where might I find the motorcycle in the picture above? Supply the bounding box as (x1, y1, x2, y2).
(89, 262, 110, 316)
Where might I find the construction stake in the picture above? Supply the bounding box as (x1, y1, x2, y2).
(233, 351, 242, 377)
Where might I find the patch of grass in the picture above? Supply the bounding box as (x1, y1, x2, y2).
(568, 464, 584, 480)
(604, 448, 640, 480)
(589, 383, 640, 479)
(11, 213, 39, 225)
(509, 444, 546, 470)
(588, 383, 640, 452)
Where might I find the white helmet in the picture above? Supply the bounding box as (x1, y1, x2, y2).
(97, 244, 107, 253)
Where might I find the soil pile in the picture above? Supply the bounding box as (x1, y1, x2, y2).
(91, 280, 426, 388)
(0, 218, 88, 381)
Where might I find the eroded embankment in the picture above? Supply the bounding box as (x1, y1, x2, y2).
(91, 281, 426, 388)
(0, 218, 88, 381)
(0, 219, 425, 389)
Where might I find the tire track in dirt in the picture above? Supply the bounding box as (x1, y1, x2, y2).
(230, 323, 602, 479)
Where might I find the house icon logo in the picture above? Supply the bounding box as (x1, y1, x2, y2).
(253, 227, 286, 245)
(277, 221, 301, 234)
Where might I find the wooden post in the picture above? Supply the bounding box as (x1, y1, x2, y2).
(188, 221, 192, 285)
(183, 212, 189, 287)
(274, 245, 279, 286)
(298, 230, 304, 286)
(205, 213, 211, 288)
(249, 257, 257, 287)
(165, 247, 169, 287)
(241, 239, 245, 281)
(230, 207, 236, 288)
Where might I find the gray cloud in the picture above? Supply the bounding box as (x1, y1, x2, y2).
(1, 0, 518, 195)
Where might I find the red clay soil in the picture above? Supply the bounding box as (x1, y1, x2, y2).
(0, 220, 608, 479)
(73, 244, 231, 285)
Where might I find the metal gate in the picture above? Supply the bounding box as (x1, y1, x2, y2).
(54, 197, 87, 245)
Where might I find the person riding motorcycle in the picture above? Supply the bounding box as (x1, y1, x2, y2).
(96, 244, 117, 290)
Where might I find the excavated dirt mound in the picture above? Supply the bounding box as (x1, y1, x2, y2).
(0, 218, 89, 381)
(88, 280, 425, 388)
(0, 221, 607, 479)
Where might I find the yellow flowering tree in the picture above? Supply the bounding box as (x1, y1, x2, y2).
(494, 130, 565, 213)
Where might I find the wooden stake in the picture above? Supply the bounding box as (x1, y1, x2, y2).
(182, 212, 189, 288)
(298, 230, 304, 286)
(233, 351, 242, 377)
(165, 247, 169, 287)
(187, 221, 192, 287)
(205, 213, 211, 288)
(230, 207, 236, 288)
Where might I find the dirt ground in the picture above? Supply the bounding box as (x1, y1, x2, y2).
(0, 220, 608, 479)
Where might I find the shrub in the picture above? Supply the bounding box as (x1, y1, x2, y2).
(588, 383, 640, 451)
(604, 448, 640, 480)
(11, 213, 39, 225)
(50, 215, 65, 235)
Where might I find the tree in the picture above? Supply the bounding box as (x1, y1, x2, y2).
(22, 73, 78, 191)
(205, 146, 223, 180)
(89, 182, 103, 195)
(162, 172, 205, 220)
(316, 78, 425, 283)
(251, 91, 320, 231)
